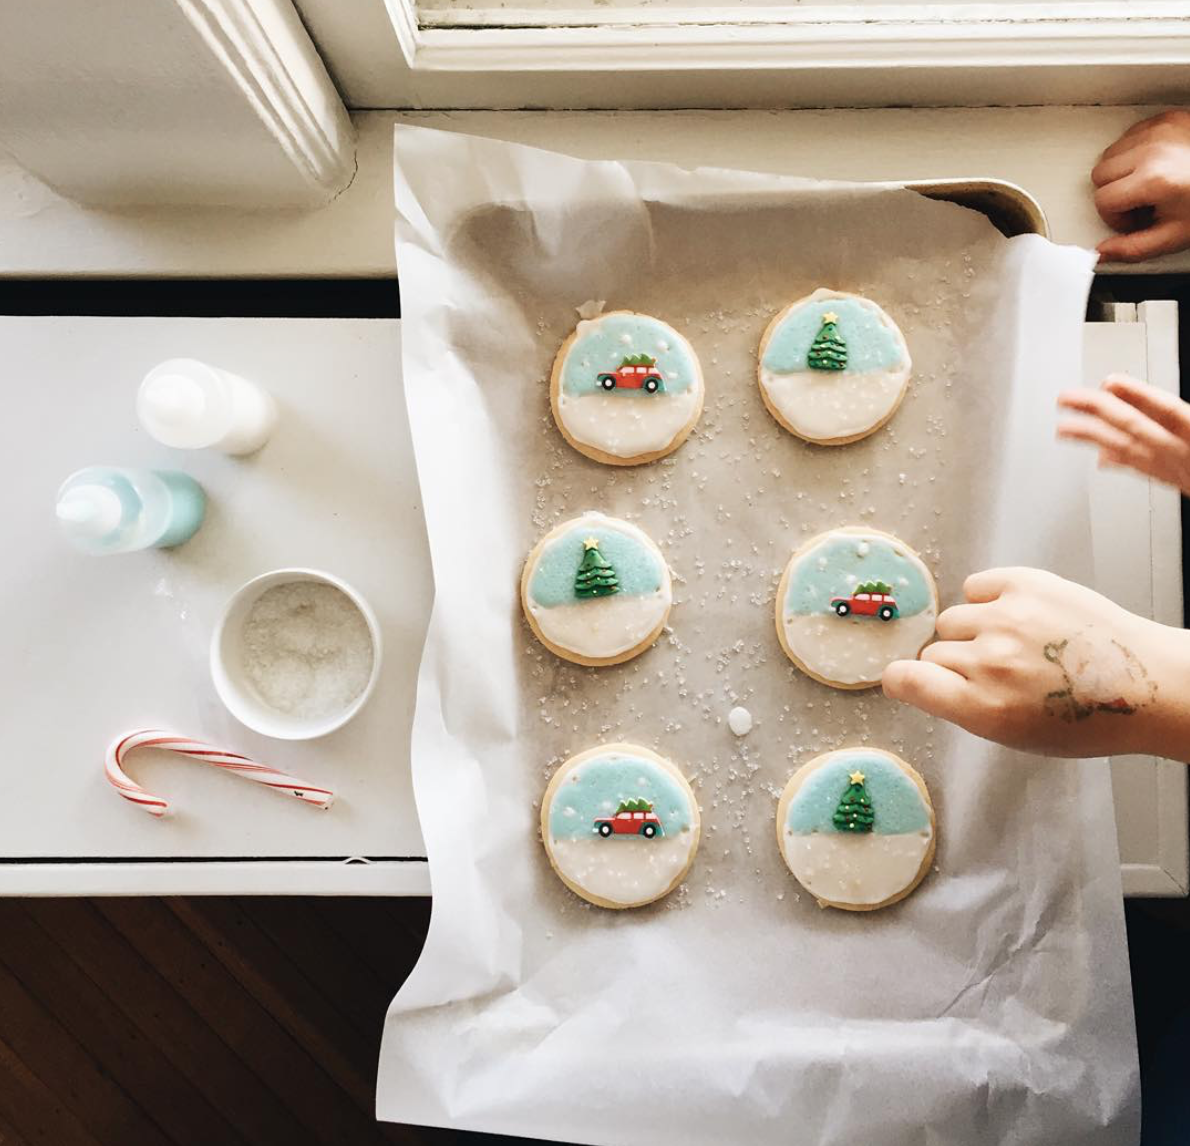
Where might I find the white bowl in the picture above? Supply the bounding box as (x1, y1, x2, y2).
(211, 568, 382, 740)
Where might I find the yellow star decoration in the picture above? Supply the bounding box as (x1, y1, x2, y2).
(821, 311, 839, 324)
(582, 536, 601, 551)
(849, 770, 866, 784)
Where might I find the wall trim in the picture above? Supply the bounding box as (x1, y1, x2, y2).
(0, 0, 355, 208)
(179, 0, 356, 196)
(391, 0, 1190, 75)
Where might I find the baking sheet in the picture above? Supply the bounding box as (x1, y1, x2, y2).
(379, 125, 1139, 1145)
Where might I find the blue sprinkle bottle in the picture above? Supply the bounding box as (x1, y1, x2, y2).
(55, 466, 206, 554)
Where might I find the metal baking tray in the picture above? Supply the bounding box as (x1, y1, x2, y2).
(907, 178, 1049, 239)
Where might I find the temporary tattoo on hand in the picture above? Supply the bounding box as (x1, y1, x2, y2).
(1043, 633, 1157, 723)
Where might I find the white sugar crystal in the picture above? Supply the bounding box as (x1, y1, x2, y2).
(727, 706, 753, 737)
(575, 299, 605, 320)
(240, 581, 373, 720)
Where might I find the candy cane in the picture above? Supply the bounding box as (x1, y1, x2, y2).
(105, 729, 335, 817)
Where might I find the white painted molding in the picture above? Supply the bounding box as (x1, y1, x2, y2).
(399, 0, 1190, 70)
(383, 0, 421, 66)
(1139, 300, 1189, 899)
(337, 0, 1190, 109)
(0, 0, 355, 208)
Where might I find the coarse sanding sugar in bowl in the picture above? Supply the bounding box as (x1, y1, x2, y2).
(211, 569, 382, 739)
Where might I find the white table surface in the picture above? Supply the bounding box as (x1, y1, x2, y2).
(0, 317, 432, 892)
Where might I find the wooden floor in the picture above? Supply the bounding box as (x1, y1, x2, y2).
(0, 897, 520, 1146)
(0, 897, 1183, 1144)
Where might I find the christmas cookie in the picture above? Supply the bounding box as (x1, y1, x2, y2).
(521, 512, 672, 666)
(758, 288, 911, 445)
(776, 527, 937, 689)
(541, 743, 701, 909)
(777, 747, 935, 911)
(551, 311, 704, 465)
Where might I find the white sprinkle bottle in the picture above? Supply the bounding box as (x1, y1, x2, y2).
(137, 358, 277, 455)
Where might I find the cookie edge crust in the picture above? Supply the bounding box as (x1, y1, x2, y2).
(775, 747, 937, 912)
(541, 742, 702, 910)
(773, 525, 938, 690)
(550, 310, 706, 466)
(756, 289, 912, 447)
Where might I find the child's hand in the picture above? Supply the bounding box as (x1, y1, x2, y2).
(882, 567, 1190, 759)
(1093, 110, 1190, 262)
(1056, 373, 1190, 494)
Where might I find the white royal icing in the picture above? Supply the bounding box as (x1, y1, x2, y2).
(529, 592, 669, 660)
(782, 610, 937, 687)
(548, 836, 694, 905)
(781, 829, 933, 907)
(759, 367, 906, 442)
(556, 388, 700, 460)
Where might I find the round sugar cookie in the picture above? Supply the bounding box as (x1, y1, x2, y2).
(776, 526, 937, 690)
(758, 288, 911, 445)
(541, 743, 701, 909)
(551, 310, 704, 465)
(521, 511, 672, 666)
(777, 747, 936, 911)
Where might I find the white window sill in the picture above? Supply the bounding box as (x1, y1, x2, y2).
(0, 106, 1185, 278)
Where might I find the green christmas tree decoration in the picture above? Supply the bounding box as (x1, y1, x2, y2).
(574, 537, 620, 599)
(620, 353, 657, 368)
(856, 580, 894, 595)
(832, 770, 875, 833)
(807, 311, 848, 372)
(616, 798, 653, 814)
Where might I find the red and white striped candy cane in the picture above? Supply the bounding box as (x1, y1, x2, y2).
(105, 729, 335, 818)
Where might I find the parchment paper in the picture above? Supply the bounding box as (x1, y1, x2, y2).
(379, 125, 1139, 1146)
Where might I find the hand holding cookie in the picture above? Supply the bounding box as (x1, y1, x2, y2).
(1057, 373, 1190, 495)
(882, 567, 1190, 759)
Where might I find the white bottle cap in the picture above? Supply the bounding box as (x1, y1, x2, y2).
(56, 485, 123, 540)
(138, 358, 227, 449)
(141, 372, 208, 425)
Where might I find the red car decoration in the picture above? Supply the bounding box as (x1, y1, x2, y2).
(594, 799, 663, 838)
(597, 354, 664, 394)
(831, 582, 899, 621)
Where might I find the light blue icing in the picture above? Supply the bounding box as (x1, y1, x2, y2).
(560, 313, 698, 397)
(762, 297, 905, 375)
(529, 523, 663, 608)
(786, 751, 930, 836)
(548, 751, 695, 840)
(785, 533, 932, 618)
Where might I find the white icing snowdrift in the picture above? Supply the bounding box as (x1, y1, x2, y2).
(759, 367, 907, 442)
(531, 591, 669, 659)
(781, 829, 932, 906)
(782, 609, 936, 686)
(548, 835, 695, 906)
(557, 389, 700, 458)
